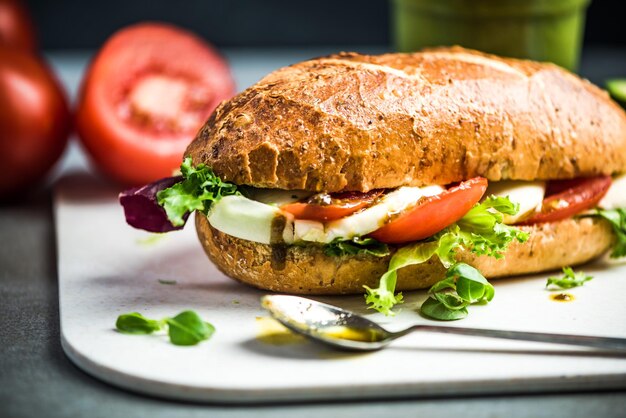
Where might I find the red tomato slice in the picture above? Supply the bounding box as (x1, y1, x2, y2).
(368, 177, 488, 244)
(0, 47, 70, 197)
(76, 23, 235, 185)
(520, 176, 612, 225)
(282, 189, 384, 221)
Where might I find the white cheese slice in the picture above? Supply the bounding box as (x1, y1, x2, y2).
(599, 173, 626, 210)
(207, 195, 294, 245)
(485, 181, 546, 224)
(294, 185, 445, 243)
(206, 185, 445, 245)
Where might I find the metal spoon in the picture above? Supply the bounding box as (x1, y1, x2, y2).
(261, 295, 626, 352)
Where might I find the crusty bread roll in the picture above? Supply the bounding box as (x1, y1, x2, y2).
(187, 47, 626, 193)
(186, 48, 626, 294)
(197, 215, 614, 294)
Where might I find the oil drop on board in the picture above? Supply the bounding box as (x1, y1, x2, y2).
(550, 293, 575, 302)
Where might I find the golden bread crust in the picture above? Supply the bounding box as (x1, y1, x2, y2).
(186, 47, 626, 192)
(196, 215, 614, 295)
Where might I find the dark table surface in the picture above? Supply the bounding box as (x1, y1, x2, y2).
(2, 46, 626, 418)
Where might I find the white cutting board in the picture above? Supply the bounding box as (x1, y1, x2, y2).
(55, 174, 626, 403)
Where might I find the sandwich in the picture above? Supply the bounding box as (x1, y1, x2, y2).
(121, 47, 626, 317)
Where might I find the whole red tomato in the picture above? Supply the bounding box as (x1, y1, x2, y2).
(76, 23, 236, 185)
(0, 47, 70, 196)
(0, 0, 36, 51)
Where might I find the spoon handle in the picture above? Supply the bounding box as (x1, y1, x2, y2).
(396, 325, 626, 351)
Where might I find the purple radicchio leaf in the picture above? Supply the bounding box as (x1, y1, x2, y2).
(119, 176, 187, 233)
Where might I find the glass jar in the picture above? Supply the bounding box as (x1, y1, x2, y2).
(391, 0, 592, 71)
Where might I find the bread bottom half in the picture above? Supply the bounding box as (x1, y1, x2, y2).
(195, 215, 614, 295)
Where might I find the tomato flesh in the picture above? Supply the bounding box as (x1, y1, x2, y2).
(76, 23, 235, 185)
(520, 176, 612, 225)
(121, 73, 213, 135)
(282, 189, 383, 221)
(369, 177, 488, 244)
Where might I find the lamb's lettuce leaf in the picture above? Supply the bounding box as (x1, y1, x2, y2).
(420, 262, 494, 320)
(585, 208, 626, 258)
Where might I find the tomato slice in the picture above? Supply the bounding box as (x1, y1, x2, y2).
(369, 177, 488, 244)
(520, 176, 612, 225)
(76, 23, 235, 185)
(282, 189, 384, 221)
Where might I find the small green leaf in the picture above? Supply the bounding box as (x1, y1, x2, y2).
(362, 241, 440, 315)
(434, 292, 469, 311)
(482, 283, 495, 302)
(585, 208, 626, 258)
(424, 262, 494, 319)
(116, 312, 162, 334)
(456, 197, 529, 259)
(450, 263, 490, 303)
(429, 276, 456, 293)
(420, 297, 468, 320)
(166, 311, 215, 346)
(546, 266, 593, 290)
(324, 237, 390, 257)
(157, 157, 239, 226)
(481, 195, 520, 216)
(363, 270, 403, 316)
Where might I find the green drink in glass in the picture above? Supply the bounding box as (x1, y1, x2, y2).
(392, 0, 591, 71)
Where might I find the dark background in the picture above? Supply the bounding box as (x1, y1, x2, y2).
(28, 0, 625, 50)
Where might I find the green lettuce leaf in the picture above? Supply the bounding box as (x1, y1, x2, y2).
(363, 241, 439, 315)
(585, 208, 626, 258)
(324, 237, 390, 258)
(456, 196, 529, 259)
(546, 266, 593, 289)
(420, 262, 493, 320)
(420, 297, 468, 320)
(157, 157, 239, 226)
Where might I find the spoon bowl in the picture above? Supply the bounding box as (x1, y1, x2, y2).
(261, 295, 626, 352)
(261, 294, 393, 351)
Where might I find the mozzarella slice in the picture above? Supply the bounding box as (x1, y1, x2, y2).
(599, 173, 626, 210)
(294, 186, 445, 243)
(206, 185, 446, 245)
(485, 181, 546, 224)
(207, 195, 294, 245)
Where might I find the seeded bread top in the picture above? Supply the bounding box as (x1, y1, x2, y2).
(186, 47, 626, 192)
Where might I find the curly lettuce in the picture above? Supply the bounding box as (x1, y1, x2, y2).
(324, 237, 390, 258)
(157, 157, 239, 226)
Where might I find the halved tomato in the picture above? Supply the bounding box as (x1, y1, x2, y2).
(76, 23, 235, 185)
(520, 176, 612, 225)
(282, 189, 383, 221)
(368, 177, 488, 244)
